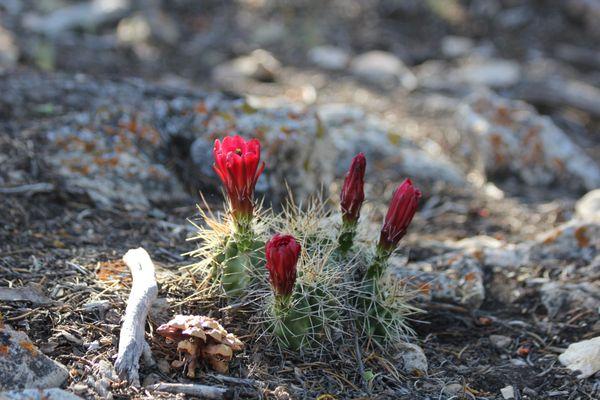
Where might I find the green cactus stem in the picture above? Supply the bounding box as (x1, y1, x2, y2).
(272, 295, 312, 350)
(338, 220, 358, 253)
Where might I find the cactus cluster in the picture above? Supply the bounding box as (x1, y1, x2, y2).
(186, 135, 423, 352)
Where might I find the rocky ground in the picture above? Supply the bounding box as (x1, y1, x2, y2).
(0, 1, 599, 399)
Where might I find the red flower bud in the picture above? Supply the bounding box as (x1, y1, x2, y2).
(265, 234, 301, 297)
(213, 136, 265, 219)
(378, 178, 421, 252)
(340, 153, 366, 224)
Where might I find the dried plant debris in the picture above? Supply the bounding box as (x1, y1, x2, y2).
(157, 315, 244, 376)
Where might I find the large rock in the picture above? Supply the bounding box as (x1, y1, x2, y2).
(384, 252, 485, 309)
(308, 46, 350, 71)
(0, 326, 68, 390)
(212, 49, 281, 88)
(350, 51, 417, 90)
(0, 389, 83, 400)
(47, 119, 189, 211)
(540, 282, 600, 318)
(0, 70, 335, 209)
(23, 0, 130, 36)
(457, 90, 600, 190)
(317, 103, 466, 185)
(418, 58, 520, 90)
(190, 98, 334, 205)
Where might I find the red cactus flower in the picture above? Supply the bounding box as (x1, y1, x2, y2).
(213, 136, 265, 220)
(265, 234, 301, 297)
(340, 153, 366, 224)
(378, 178, 421, 252)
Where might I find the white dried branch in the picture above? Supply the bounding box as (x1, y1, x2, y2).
(114, 247, 158, 386)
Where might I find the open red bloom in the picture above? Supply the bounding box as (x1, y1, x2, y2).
(340, 153, 366, 224)
(265, 234, 301, 297)
(213, 136, 265, 219)
(378, 178, 421, 252)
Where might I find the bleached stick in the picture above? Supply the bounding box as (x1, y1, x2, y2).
(114, 248, 158, 386)
(146, 382, 231, 399)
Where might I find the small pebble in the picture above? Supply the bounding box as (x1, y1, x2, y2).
(490, 334, 512, 349)
(501, 385, 515, 399)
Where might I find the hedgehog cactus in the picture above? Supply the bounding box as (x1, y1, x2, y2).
(186, 135, 423, 353)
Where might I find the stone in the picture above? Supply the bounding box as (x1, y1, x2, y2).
(117, 14, 152, 44)
(531, 221, 599, 263)
(0, 389, 83, 400)
(350, 51, 417, 90)
(47, 121, 189, 211)
(441, 36, 474, 58)
(308, 46, 350, 71)
(0, 24, 18, 72)
(384, 252, 485, 309)
(451, 58, 520, 88)
(23, 0, 130, 36)
(540, 282, 600, 318)
(190, 99, 335, 205)
(442, 383, 464, 396)
(0, 325, 69, 390)
(3, 70, 337, 209)
(501, 385, 516, 399)
(395, 342, 427, 375)
(418, 58, 520, 90)
(558, 336, 600, 379)
(457, 90, 600, 191)
(213, 49, 281, 87)
(489, 335, 512, 350)
(576, 189, 600, 222)
(317, 103, 466, 185)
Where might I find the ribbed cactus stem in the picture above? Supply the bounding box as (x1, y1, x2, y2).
(366, 246, 391, 280)
(272, 294, 311, 350)
(232, 215, 254, 253)
(338, 220, 357, 253)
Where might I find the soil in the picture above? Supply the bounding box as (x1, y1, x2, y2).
(1, 1, 599, 399)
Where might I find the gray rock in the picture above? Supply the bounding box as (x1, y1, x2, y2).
(576, 189, 600, 222)
(0, 326, 69, 390)
(350, 51, 417, 90)
(540, 282, 600, 317)
(450, 58, 520, 88)
(531, 221, 599, 263)
(395, 342, 427, 375)
(558, 336, 600, 379)
(441, 36, 474, 58)
(489, 335, 512, 349)
(0, 24, 18, 71)
(384, 252, 485, 309)
(47, 121, 189, 211)
(23, 0, 130, 36)
(308, 46, 350, 71)
(212, 49, 281, 87)
(419, 58, 520, 90)
(317, 103, 466, 185)
(0, 389, 83, 400)
(442, 383, 464, 396)
(457, 90, 600, 191)
(501, 385, 516, 399)
(190, 99, 335, 205)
